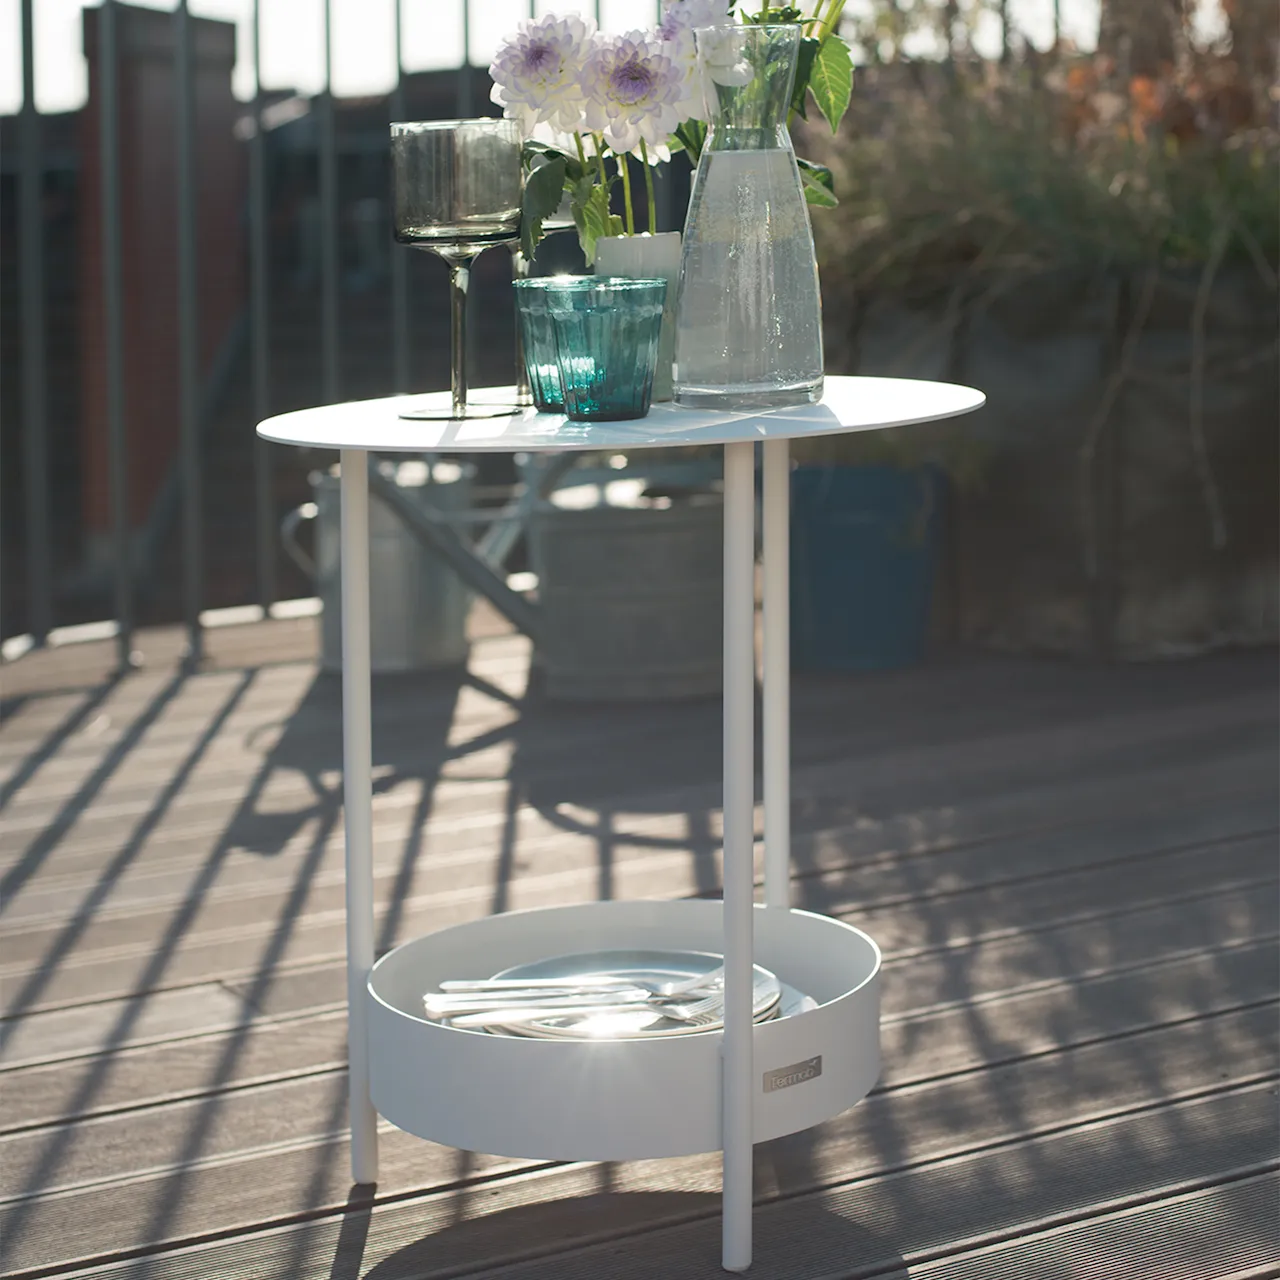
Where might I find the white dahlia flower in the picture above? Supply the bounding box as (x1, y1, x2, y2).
(489, 13, 595, 137)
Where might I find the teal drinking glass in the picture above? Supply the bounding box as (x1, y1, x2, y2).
(513, 278, 566, 412)
(544, 278, 668, 422)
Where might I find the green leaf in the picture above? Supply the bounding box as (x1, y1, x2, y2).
(672, 120, 707, 164)
(520, 156, 567, 260)
(797, 156, 834, 191)
(522, 141, 588, 183)
(521, 142, 556, 167)
(790, 37, 821, 120)
(572, 181, 624, 266)
(798, 158, 838, 208)
(809, 34, 853, 133)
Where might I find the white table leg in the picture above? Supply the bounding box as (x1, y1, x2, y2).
(762, 438, 790, 910)
(340, 449, 379, 1183)
(721, 439, 755, 1272)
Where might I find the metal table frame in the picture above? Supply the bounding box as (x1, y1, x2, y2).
(336, 436, 781, 1269)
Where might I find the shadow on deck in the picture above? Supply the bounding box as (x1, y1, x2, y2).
(0, 616, 1275, 1279)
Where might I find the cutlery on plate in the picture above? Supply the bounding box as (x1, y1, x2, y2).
(447, 989, 728, 1032)
(438, 966, 725, 999)
(424, 987, 653, 1017)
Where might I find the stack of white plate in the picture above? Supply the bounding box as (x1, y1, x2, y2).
(424, 948, 785, 1040)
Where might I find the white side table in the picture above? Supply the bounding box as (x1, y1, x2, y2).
(258, 375, 985, 1272)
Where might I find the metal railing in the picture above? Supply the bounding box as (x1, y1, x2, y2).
(6, 0, 658, 670)
(18, 0, 51, 647)
(8, 1, 521, 670)
(8, 0, 1049, 671)
(100, 0, 132, 670)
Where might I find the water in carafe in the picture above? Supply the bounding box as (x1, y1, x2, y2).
(674, 25, 824, 410)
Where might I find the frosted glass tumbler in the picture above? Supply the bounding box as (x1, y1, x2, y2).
(545, 278, 668, 422)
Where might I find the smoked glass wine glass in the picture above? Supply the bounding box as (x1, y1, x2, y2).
(391, 119, 522, 420)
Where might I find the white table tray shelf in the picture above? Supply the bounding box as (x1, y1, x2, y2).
(368, 900, 881, 1162)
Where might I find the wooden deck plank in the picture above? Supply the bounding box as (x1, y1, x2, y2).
(5, 680, 1269, 901)
(1, 660, 1256, 820)
(3, 819, 1272, 1070)
(4, 788, 1272, 1021)
(5, 897, 1273, 1197)
(901, 1172, 1280, 1280)
(379, 1087, 1280, 1280)
(0, 984, 255, 1071)
(877, 884, 1277, 1015)
(7, 721, 1269, 1018)
(0, 1010, 349, 1134)
(4, 926, 1273, 1148)
(2, 782, 1274, 1077)
(840, 835, 1277, 958)
(7, 759, 1271, 979)
(0, 662, 524, 819)
(5, 727, 1272, 932)
(1, 635, 1275, 1278)
(0, 616, 323, 703)
(2, 972, 1273, 1273)
(5, 818, 1264, 1062)
(3, 891, 1272, 1136)
(3, 646, 1269, 875)
(55, 1077, 1279, 1279)
(5, 703, 1274, 960)
(443, 1087, 1279, 1280)
(3, 675, 1269, 885)
(0, 688, 120, 815)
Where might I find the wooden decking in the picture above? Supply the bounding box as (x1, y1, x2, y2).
(1, 614, 1276, 1279)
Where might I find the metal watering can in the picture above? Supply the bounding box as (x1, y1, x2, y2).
(282, 459, 474, 673)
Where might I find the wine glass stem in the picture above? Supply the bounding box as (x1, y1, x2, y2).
(511, 248, 533, 407)
(448, 260, 470, 419)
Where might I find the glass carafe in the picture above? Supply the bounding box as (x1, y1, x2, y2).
(674, 24, 823, 410)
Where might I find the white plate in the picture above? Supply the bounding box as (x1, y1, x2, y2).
(477, 948, 780, 1040)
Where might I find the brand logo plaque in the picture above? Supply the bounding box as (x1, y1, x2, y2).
(763, 1055, 822, 1093)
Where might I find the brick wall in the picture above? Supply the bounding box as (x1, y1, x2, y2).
(78, 3, 245, 549)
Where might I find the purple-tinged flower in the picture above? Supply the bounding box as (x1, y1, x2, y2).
(658, 0, 727, 45)
(582, 31, 685, 155)
(658, 0, 733, 119)
(489, 13, 595, 137)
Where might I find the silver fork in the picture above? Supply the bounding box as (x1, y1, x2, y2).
(448, 989, 725, 1032)
(438, 966, 724, 999)
(424, 987, 653, 1018)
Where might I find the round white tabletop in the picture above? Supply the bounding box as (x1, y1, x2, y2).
(256, 375, 985, 453)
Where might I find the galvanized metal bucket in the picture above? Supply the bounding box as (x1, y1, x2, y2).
(530, 476, 723, 701)
(283, 459, 473, 673)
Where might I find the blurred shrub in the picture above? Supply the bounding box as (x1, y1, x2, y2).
(810, 51, 1277, 296)
(798, 44, 1277, 475)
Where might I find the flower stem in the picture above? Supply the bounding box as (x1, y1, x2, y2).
(640, 140, 658, 232)
(619, 152, 635, 235)
(816, 0, 847, 43)
(574, 132, 588, 169)
(593, 134, 609, 191)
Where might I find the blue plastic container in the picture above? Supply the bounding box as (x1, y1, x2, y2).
(790, 465, 943, 671)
